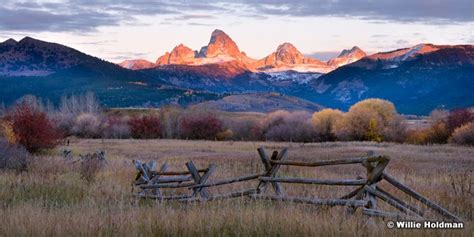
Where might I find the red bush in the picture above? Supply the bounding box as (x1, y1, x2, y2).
(128, 115, 162, 139)
(9, 102, 63, 153)
(446, 108, 474, 132)
(179, 113, 223, 140)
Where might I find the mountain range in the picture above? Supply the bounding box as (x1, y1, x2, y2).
(1, 29, 473, 115)
(119, 29, 366, 74)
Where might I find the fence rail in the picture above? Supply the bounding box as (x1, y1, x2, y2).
(132, 147, 462, 222)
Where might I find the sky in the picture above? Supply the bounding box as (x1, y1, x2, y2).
(0, 0, 473, 62)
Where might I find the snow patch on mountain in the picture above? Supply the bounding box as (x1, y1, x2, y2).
(331, 79, 368, 102)
(265, 71, 322, 84)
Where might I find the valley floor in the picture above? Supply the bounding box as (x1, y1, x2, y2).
(1, 139, 473, 236)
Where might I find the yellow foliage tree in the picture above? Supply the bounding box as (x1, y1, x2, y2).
(311, 109, 344, 141)
(1, 120, 17, 144)
(366, 118, 383, 142)
(343, 98, 400, 141)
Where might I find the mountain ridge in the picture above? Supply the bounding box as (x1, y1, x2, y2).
(0, 34, 472, 115)
(119, 29, 366, 73)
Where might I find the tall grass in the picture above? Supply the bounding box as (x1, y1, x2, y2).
(0, 140, 472, 236)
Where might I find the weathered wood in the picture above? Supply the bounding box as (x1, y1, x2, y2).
(186, 161, 208, 197)
(365, 156, 390, 184)
(150, 163, 169, 180)
(257, 147, 272, 170)
(190, 173, 264, 189)
(364, 156, 377, 209)
(256, 148, 276, 194)
(257, 148, 288, 196)
(133, 160, 150, 181)
(251, 195, 368, 207)
(376, 187, 425, 217)
(186, 162, 216, 198)
(270, 149, 287, 196)
(142, 162, 154, 180)
(362, 208, 402, 218)
(151, 169, 207, 176)
(140, 182, 196, 189)
(367, 184, 377, 208)
(149, 162, 169, 196)
(181, 189, 258, 202)
(269, 156, 384, 167)
(364, 185, 423, 218)
(383, 172, 462, 222)
(196, 164, 216, 198)
(133, 193, 192, 200)
(147, 176, 192, 184)
(146, 160, 157, 172)
(259, 177, 367, 186)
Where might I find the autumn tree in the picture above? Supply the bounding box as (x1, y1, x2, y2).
(449, 122, 474, 145)
(262, 110, 316, 142)
(311, 109, 344, 141)
(179, 112, 223, 140)
(7, 102, 63, 153)
(339, 99, 404, 141)
(129, 115, 162, 139)
(446, 108, 473, 132)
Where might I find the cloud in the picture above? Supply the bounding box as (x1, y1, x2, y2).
(108, 51, 153, 61)
(371, 34, 389, 38)
(0, 0, 219, 32)
(188, 22, 216, 26)
(0, 6, 120, 32)
(234, 0, 474, 23)
(395, 39, 410, 45)
(75, 40, 118, 45)
(166, 14, 216, 21)
(0, 0, 471, 33)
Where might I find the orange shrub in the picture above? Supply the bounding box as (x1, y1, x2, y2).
(449, 122, 474, 145)
(405, 129, 429, 145)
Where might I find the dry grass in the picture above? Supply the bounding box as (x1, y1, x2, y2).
(0, 139, 472, 236)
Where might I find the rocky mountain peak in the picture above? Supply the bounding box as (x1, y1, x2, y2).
(156, 43, 196, 65)
(275, 42, 305, 64)
(327, 46, 367, 67)
(338, 46, 365, 57)
(200, 29, 241, 58)
(119, 59, 155, 70)
(169, 44, 195, 63)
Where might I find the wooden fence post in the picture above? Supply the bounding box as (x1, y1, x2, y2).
(383, 172, 462, 222)
(149, 162, 169, 197)
(365, 151, 377, 209)
(186, 161, 216, 199)
(257, 148, 288, 196)
(131, 149, 461, 222)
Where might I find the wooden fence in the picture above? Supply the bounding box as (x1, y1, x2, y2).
(132, 147, 462, 222)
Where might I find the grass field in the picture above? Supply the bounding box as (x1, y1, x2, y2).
(0, 139, 472, 236)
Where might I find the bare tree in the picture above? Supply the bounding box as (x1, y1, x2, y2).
(84, 92, 100, 114)
(59, 92, 100, 116)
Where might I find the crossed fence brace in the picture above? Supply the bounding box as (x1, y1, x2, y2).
(133, 147, 462, 222)
(133, 160, 216, 200)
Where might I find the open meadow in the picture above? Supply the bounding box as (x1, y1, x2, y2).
(0, 139, 473, 236)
